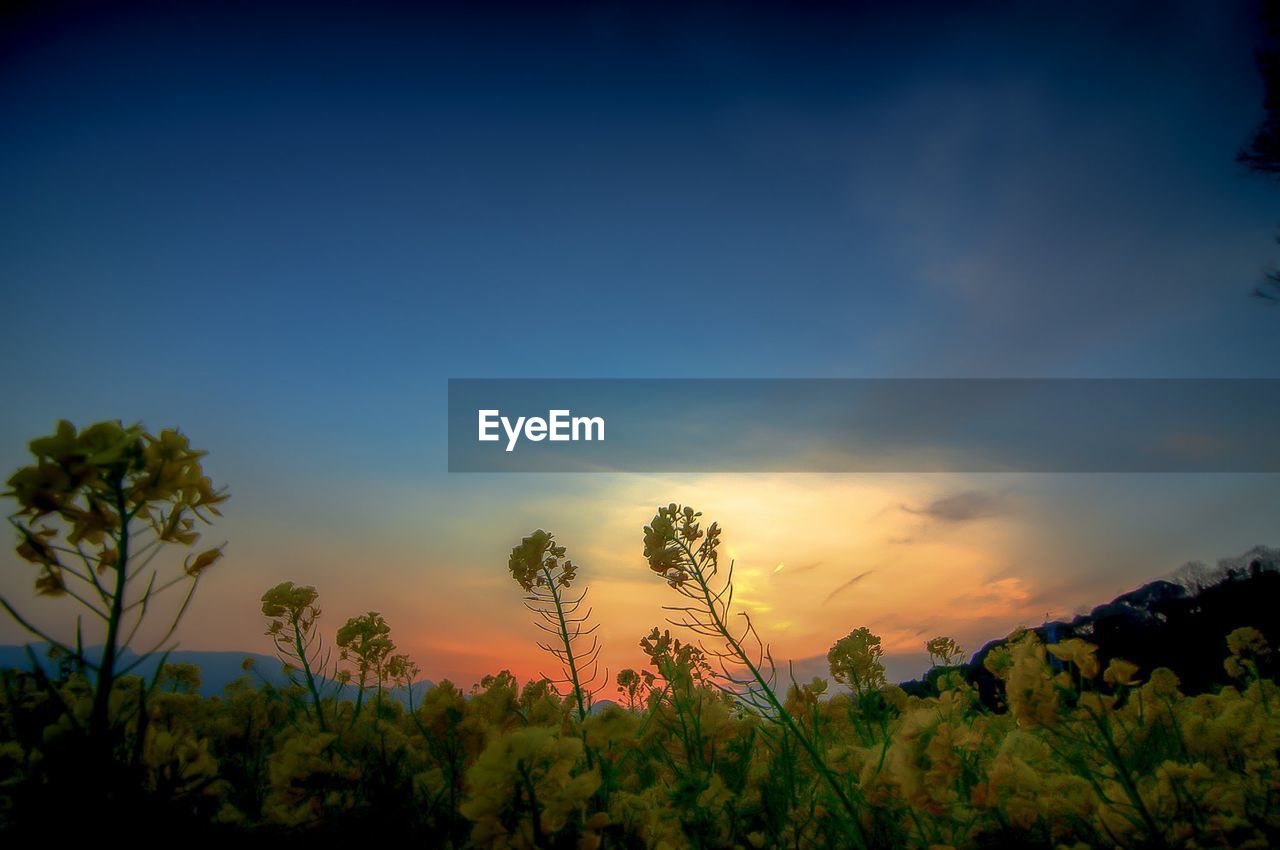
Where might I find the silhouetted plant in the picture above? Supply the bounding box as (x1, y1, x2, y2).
(829, 626, 887, 699)
(261, 581, 332, 731)
(926, 636, 965, 669)
(508, 530, 604, 722)
(615, 668, 646, 712)
(642, 503, 868, 844)
(2, 419, 227, 742)
(336, 610, 396, 721)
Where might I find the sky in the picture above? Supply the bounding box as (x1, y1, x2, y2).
(1, 0, 1278, 688)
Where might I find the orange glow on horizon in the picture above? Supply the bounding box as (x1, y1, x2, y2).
(0, 472, 1220, 690)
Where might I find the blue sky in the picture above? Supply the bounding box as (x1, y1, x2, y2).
(1, 0, 1278, 684)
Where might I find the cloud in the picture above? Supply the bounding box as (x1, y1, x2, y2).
(949, 577, 1034, 620)
(902, 490, 1005, 524)
(823, 569, 876, 604)
(777, 560, 823, 575)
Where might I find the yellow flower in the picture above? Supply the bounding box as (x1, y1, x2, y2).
(828, 626, 887, 694)
(183, 545, 224, 576)
(1147, 666, 1181, 698)
(1046, 638, 1100, 679)
(1227, 626, 1270, 659)
(461, 726, 600, 848)
(1103, 658, 1141, 687)
(1003, 636, 1061, 728)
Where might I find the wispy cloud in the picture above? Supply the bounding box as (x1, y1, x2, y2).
(777, 560, 823, 575)
(824, 569, 876, 604)
(902, 490, 1005, 524)
(949, 577, 1033, 620)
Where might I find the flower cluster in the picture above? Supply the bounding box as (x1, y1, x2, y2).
(508, 529, 577, 592)
(643, 503, 720, 587)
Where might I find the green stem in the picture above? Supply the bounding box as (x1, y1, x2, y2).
(293, 612, 328, 732)
(518, 761, 545, 849)
(541, 565, 588, 722)
(1086, 704, 1167, 848)
(677, 539, 867, 847)
(90, 475, 130, 742)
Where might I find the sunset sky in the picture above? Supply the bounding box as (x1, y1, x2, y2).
(2, 0, 1278, 688)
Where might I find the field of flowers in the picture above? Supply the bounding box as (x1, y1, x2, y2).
(1, 422, 1277, 848)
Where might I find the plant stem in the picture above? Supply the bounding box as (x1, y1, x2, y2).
(677, 539, 867, 847)
(541, 565, 588, 722)
(90, 475, 130, 742)
(293, 611, 328, 732)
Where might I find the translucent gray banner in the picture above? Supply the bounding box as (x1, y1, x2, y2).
(447, 379, 1279, 472)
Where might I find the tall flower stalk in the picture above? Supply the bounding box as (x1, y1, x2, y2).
(336, 610, 397, 722)
(643, 503, 867, 843)
(508, 530, 604, 722)
(261, 581, 332, 731)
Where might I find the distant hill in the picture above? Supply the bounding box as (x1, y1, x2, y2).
(0, 645, 434, 705)
(902, 545, 1280, 707)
